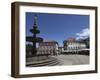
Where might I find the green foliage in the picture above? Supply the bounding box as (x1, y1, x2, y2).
(26, 44, 33, 53)
(79, 37, 89, 48)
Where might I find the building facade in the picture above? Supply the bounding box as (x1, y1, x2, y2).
(63, 38, 87, 53)
(58, 47, 64, 54)
(37, 41, 59, 56)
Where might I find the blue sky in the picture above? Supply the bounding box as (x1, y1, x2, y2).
(26, 12, 89, 46)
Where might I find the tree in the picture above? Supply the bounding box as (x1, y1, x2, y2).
(79, 37, 89, 48)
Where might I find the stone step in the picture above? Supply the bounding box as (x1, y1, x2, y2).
(26, 58, 59, 67)
(26, 57, 59, 67)
(47, 60, 59, 66)
(26, 57, 55, 64)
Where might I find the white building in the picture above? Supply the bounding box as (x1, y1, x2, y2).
(63, 38, 87, 53)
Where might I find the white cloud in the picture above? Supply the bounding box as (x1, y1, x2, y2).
(76, 28, 90, 40)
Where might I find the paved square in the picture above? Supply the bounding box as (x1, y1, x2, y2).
(52, 54, 89, 65)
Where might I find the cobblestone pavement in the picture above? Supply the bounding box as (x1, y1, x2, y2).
(26, 54, 89, 67)
(52, 54, 89, 65)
